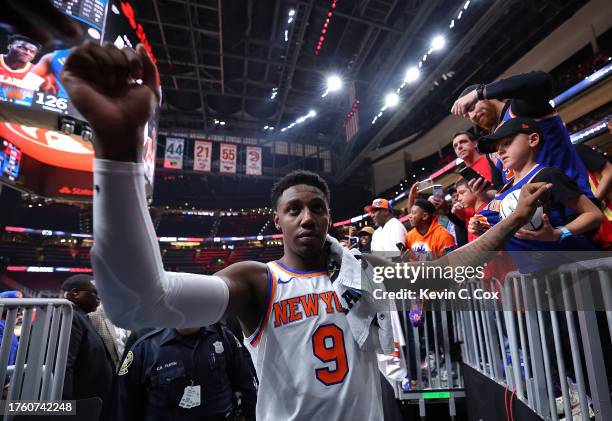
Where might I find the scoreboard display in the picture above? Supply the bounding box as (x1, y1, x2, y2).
(52, 0, 108, 29)
(0, 0, 157, 120)
(0, 0, 158, 199)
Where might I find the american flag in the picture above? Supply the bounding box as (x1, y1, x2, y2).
(344, 82, 360, 142)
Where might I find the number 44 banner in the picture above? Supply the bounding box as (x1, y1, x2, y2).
(164, 137, 184, 169)
(246, 146, 262, 176)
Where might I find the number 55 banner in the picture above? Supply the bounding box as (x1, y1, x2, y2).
(193, 140, 212, 172)
(219, 143, 237, 174)
(164, 137, 184, 169)
(246, 146, 262, 176)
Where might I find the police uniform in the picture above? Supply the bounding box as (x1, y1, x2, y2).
(115, 325, 257, 421)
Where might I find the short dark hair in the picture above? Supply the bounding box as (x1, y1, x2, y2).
(7, 35, 41, 50)
(413, 198, 436, 215)
(61, 274, 93, 292)
(455, 178, 469, 188)
(271, 170, 330, 209)
(452, 131, 476, 142)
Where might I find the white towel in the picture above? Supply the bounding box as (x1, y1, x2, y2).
(326, 236, 395, 355)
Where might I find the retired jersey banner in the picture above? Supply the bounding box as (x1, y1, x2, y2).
(245, 146, 262, 176)
(163, 137, 184, 169)
(193, 140, 212, 172)
(219, 143, 237, 174)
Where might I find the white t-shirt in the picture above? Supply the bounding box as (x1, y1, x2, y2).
(371, 217, 407, 252)
(370, 217, 408, 386)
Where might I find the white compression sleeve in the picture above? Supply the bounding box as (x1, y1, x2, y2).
(91, 159, 229, 329)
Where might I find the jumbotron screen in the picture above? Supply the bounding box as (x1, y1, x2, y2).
(0, 0, 158, 199)
(0, 2, 108, 118)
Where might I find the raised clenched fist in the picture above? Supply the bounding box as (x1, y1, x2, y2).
(60, 42, 160, 162)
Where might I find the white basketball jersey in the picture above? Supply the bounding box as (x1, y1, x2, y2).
(245, 261, 383, 421)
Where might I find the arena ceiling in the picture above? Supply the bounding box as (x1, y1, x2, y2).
(136, 0, 587, 184)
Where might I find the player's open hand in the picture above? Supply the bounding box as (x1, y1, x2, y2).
(451, 89, 478, 117)
(514, 213, 558, 242)
(513, 182, 552, 226)
(60, 42, 161, 162)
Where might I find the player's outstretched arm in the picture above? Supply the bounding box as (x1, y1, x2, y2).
(61, 43, 267, 331)
(438, 182, 551, 266)
(364, 182, 552, 283)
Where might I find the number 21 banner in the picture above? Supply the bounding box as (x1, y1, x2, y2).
(193, 140, 212, 172)
(164, 137, 184, 169)
(246, 146, 262, 176)
(219, 143, 237, 174)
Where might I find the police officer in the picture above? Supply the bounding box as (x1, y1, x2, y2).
(115, 324, 257, 421)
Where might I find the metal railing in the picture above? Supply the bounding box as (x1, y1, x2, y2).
(0, 298, 73, 419)
(396, 297, 465, 419)
(395, 257, 612, 421)
(457, 258, 612, 421)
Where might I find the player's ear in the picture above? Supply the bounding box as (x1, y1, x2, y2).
(273, 211, 280, 231)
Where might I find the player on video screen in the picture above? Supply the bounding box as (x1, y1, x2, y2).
(28, 49, 71, 98)
(0, 35, 40, 89)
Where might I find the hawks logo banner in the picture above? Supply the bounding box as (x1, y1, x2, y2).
(193, 140, 212, 172)
(164, 137, 184, 169)
(245, 146, 262, 176)
(219, 143, 237, 174)
(0, 122, 93, 171)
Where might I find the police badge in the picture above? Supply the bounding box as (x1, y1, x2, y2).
(213, 341, 224, 354)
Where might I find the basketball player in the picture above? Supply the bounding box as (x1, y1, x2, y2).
(60, 42, 551, 420)
(0, 35, 40, 89)
(451, 71, 593, 199)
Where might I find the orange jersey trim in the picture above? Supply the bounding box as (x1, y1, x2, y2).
(271, 261, 328, 278)
(250, 270, 278, 347)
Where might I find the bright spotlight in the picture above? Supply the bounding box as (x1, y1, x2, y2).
(404, 66, 420, 83)
(308, 110, 317, 117)
(384, 93, 399, 108)
(431, 35, 446, 51)
(288, 9, 295, 17)
(327, 75, 342, 92)
(322, 75, 342, 97)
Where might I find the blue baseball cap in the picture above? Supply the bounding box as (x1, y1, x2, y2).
(0, 291, 23, 298)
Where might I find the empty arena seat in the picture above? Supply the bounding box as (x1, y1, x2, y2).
(0, 242, 40, 265)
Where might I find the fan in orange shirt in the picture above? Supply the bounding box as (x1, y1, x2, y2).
(405, 199, 455, 261)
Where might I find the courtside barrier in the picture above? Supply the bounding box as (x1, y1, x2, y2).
(397, 257, 612, 420)
(458, 258, 612, 421)
(0, 298, 73, 420)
